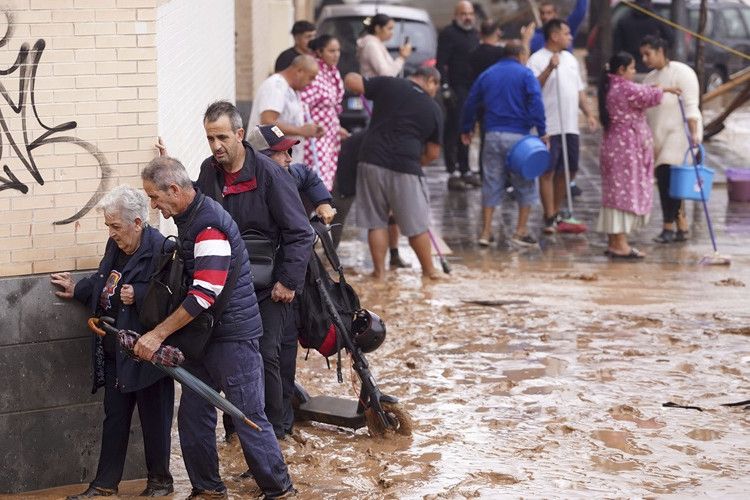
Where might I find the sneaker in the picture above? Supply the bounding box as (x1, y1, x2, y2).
(447, 176, 467, 191)
(511, 233, 538, 247)
(543, 216, 557, 234)
(675, 229, 689, 242)
(462, 172, 482, 187)
(653, 229, 675, 244)
(570, 182, 582, 197)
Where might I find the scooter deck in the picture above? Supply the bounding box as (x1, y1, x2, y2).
(295, 395, 366, 429)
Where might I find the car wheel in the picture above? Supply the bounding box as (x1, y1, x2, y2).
(705, 68, 726, 92)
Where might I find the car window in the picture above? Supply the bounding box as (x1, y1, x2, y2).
(720, 8, 746, 38)
(741, 8, 750, 36)
(687, 9, 714, 37)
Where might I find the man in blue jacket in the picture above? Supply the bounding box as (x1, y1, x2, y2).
(461, 41, 548, 248)
(137, 157, 295, 499)
(195, 101, 314, 441)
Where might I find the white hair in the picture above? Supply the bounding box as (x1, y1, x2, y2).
(97, 184, 149, 225)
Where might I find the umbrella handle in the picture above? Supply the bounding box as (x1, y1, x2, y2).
(244, 417, 262, 431)
(87, 317, 106, 337)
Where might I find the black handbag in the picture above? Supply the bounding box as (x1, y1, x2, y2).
(139, 235, 186, 330)
(242, 229, 277, 290)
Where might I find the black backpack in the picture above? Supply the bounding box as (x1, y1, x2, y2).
(295, 220, 360, 379)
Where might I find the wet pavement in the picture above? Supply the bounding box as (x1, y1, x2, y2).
(17, 103, 750, 499)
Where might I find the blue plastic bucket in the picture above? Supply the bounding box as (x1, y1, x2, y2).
(506, 135, 549, 180)
(669, 144, 714, 201)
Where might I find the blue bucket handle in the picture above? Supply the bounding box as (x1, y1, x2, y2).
(682, 143, 706, 167)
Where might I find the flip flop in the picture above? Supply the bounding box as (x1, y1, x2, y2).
(610, 248, 645, 260)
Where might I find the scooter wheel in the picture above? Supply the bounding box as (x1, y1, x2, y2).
(364, 401, 413, 437)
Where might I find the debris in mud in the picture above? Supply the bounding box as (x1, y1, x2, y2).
(720, 326, 750, 336)
(556, 272, 598, 281)
(405, 358, 417, 369)
(461, 299, 530, 307)
(713, 277, 745, 287)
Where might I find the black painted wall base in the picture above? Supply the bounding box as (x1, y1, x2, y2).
(0, 272, 146, 494)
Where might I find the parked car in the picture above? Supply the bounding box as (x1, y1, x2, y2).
(316, 3, 437, 130)
(585, 0, 750, 90)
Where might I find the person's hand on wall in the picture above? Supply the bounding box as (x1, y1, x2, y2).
(155, 136, 168, 157)
(50, 272, 75, 299)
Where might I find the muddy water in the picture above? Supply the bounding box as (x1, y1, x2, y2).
(14, 249, 750, 499)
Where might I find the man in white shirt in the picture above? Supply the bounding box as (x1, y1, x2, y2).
(527, 19, 596, 233)
(248, 54, 324, 164)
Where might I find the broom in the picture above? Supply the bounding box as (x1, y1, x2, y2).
(553, 67, 587, 234)
(677, 96, 730, 265)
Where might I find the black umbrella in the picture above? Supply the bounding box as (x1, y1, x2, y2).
(88, 317, 261, 431)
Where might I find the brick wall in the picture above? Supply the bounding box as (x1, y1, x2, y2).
(0, 0, 236, 277)
(0, 0, 161, 278)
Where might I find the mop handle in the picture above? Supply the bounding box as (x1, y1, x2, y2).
(360, 95, 373, 117)
(304, 104, 322, 176)
(554, 66, 575, 215)
(677, 95, 718, 252)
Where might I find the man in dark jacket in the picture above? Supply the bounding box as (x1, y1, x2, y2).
(195, 101, 313, 441)
(137, 156, 295, 499)
(614, 0, 674, 73)
(437, 0, 480, 191)
(246, 123, 334, 437)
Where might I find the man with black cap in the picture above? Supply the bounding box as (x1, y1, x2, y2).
(247, 124, 335, 225)
(195, 100, 313, 442)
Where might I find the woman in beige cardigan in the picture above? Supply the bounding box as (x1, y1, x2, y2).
(641, 35, 702, 244)
(356, 13, 412, 77)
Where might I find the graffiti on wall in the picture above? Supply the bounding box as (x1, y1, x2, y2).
(0, 11, 114, 225)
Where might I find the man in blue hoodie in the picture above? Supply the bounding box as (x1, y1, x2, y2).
(461, 41, 547, 248)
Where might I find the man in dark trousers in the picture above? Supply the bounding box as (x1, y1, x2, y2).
(195, 101, 313, 441)
(137, 157, 295, 499)
(437, 0, 480, 191)
(274, 20, 316, 72)
(344, 67, 443, 280)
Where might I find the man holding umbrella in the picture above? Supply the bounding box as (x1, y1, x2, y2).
(136, 156, 295, 499)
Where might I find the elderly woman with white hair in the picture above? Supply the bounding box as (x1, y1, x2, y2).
(51, 185, 174, 499)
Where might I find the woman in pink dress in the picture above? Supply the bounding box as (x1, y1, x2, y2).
(596, 52, 677, 259)
(299, 34, 348, 191)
